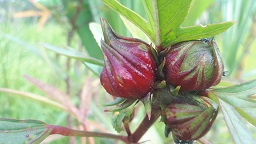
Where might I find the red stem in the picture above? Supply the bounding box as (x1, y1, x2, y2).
(130, 109, 161, 143)
(123, 123, 132, 137)
(198, 138, 211, 144)
(47, 125, 129, 143)
(47, 108, 161, 143)
(47, 109, 161, 143)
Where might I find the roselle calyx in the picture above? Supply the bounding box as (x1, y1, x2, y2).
(163, 95, 218, 141)
(164, 39, 224, 91)
(100, 18, 156, 99)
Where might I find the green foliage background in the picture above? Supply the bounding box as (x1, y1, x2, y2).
(0, 0, 256, 143)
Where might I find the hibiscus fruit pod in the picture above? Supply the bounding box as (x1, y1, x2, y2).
(163, 95, 218, 141)
(100, 18, 156, 99)
(164, 39, 224, 91)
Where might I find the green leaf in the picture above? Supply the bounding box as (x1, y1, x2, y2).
(140, 0, 233, 48)
(182, 0, 215, 26)
(0, 88, 67, 112)
(89, 22, 103, 48)
(216, 94, 256, 108)
(169, 21, 234, 45)
(214, 79, 256, 98)
(42, 43, 104, 66)
(122, 108, 134, 124)
(111, 111, 126, 133)
(214, 80, 256, 126)
(83, 62, 103, 77)
(0, 118, 51, 144)
(217, 99, 256, 144)
(103, 0, 192, 46)
(101, 0, 153, 41)
(102, 0, 234, 49)
(0, 34, 43, 59)
(151, 0, 192, 47)
(236, 108, 256, 127)
(210, 79, 256, 143)
(212, 80, 234, 89)
(141, 0, 155, 35)
(120, 16, 150, 43)
(212, 79, 256, 127)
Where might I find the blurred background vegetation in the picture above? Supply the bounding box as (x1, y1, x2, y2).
(0, 0, 255, 143)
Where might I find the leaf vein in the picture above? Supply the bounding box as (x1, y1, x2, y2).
(158, 0, 173, 10)
(220, 100, 244, 143)
(162, 1, 187, 30)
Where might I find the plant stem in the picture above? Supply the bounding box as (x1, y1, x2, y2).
(198, 138, 211, 144)
(152, 0, 161, 49)
(124, 123, 132, 137)
(130, 108, 161, 143)
(47, 125, 129, 143)
(65, 2, 80, 143)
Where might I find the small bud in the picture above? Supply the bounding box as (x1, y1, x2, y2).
(164, 39, 224, 91)
(163, 95, 218, 141)
(100, 18, 156, 99)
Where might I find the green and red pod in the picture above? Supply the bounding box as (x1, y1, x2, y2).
(100, 18, 156, 99)
(164, 39, 224, 91)
(163, 95, 218, 141)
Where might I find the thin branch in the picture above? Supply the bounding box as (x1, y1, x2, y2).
(130, 108, 161, 143)
(65, 1, 81, 143)
(198, 138, 211, 144)
(123, 123, 132, 137)
(47, 125, 129, 143)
